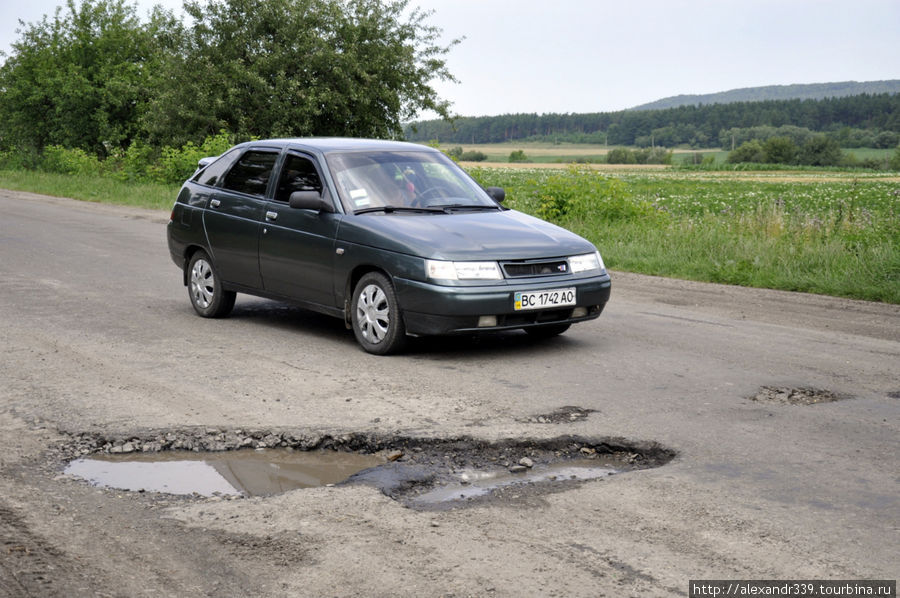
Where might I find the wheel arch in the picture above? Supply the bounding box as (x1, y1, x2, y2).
(181, 244, 208, 286)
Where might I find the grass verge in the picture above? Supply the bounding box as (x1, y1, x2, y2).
(0, 169, 179, 210)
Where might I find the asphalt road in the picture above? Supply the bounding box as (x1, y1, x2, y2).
(1, 189, 898, 597)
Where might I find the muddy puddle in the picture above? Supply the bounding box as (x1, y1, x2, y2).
(65, 449, 386, 497)
(61, 433, 675, 508)
(405, 461, 618, 505)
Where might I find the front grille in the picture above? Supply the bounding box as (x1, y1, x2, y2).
(501, 259, 569, 278)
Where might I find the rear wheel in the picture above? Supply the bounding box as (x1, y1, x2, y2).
(187, 250, 235, 318)
(351, 272, 406, 355)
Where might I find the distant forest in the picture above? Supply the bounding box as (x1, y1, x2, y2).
(405, 93, 900, 149)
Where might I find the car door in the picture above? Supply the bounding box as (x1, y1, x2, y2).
(258, 151, 342, 308)
(202, 148, 279, 289)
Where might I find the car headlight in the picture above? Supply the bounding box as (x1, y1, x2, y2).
(569, 251, 605, 273)
(425, 259, 503, 281)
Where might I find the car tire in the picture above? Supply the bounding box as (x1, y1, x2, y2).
(524, 323, 571, 339)
(351, 272, 406, 355)
(187, 250, 236, 318)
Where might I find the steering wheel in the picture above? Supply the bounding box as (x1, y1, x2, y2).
(410, 186, 447, 207)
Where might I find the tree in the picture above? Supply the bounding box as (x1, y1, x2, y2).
(0, 0, 178, 154)
(873, 131, 899, 149)
(798, 136, 842, 166)
(727, 140, 765, 164)
(762, 137, 797, 164)
(143, 0, 459, 146)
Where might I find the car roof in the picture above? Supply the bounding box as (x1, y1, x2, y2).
(244, 138, 436, 154)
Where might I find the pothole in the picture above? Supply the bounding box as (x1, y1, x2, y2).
(56, 431, 675, 509)
(749, 386, 848, 406)
(519, 406, 596, 424)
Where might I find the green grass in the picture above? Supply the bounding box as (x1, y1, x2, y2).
(3, 165, 898, 304)
(0, 169, 179, 210)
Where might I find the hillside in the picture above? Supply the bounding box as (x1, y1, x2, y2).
(629, 80, 900, 111)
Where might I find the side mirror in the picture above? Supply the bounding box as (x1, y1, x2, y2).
(289, 190, 334, 213)
(485, 186, 505, 203)
(197, 156, 217, 170)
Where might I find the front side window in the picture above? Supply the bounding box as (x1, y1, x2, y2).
(326, 151, 494, 213)
(221, 150, 279, 197)
(274, 154, 323, 202)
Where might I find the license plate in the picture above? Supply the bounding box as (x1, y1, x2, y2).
(514, 288, 576, 311)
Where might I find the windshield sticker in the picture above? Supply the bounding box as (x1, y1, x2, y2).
(350, 188, 370, 207)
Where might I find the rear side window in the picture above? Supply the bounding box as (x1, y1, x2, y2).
(193, 148, 241, 187)
(221, 150, 279, 197)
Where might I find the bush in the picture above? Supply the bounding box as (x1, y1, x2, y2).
(0, 147, 41, 170)
(635, 147, 673, 165)
(728, 140, 765, 164)
(508, 149, 529, 163)
(39, 146, 102, 175)
(106, 141, 160, 182)
(445, 146, 463, 160)
(459, 150, 488, 162)
(532, 165, 657, 223)
(156, 131, 235, 184)
(606, 148, 636, 164)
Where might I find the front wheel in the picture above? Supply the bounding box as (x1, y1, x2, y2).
(187, 250, 236, 318)
(351, 272, 406, 355)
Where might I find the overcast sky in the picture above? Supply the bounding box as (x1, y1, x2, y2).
(2, 0, 899, 117)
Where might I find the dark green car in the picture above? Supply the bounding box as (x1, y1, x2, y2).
(166, 138, 611, 354)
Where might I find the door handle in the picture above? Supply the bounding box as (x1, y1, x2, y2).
(265, 211, 278, 221)
(210, 199, 221, 208)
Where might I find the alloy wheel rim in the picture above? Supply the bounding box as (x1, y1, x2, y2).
(190, 259, 214, 309)
(356, 284, 389, 343)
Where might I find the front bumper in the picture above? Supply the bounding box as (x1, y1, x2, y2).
(394, 272, 611, 336)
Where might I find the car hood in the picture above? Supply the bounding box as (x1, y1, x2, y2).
(337, 209, 596, 260)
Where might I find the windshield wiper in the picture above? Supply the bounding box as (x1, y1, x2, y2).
(354, 205, 447, 215)
(430, 204, 501, 211)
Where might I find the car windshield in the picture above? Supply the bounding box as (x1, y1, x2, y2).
(325, 150, 497, 214)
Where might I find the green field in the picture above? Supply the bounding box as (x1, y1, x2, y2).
(2, 162, 898, 304)
(468, 166, 900, 304)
